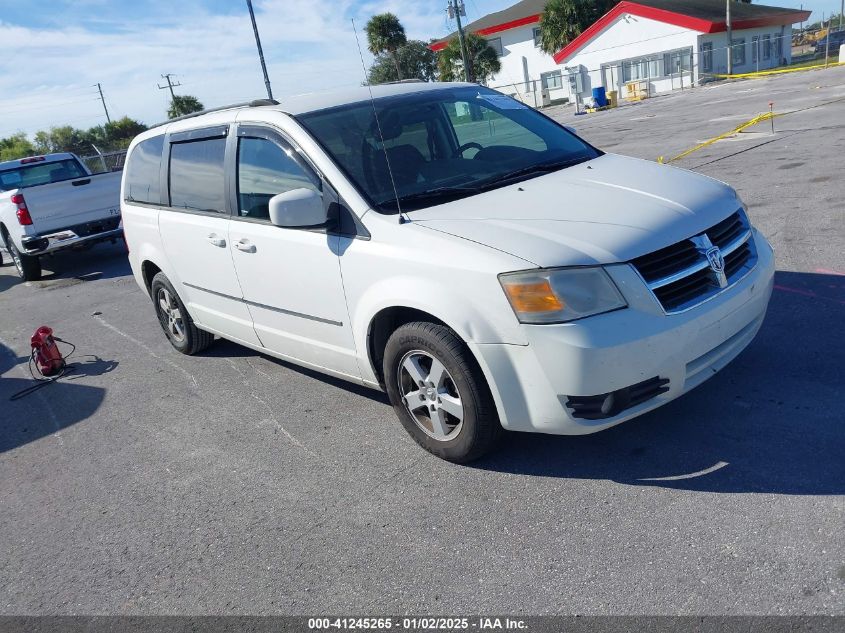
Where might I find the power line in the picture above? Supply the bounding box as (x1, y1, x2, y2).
(0, 97, 102, 116)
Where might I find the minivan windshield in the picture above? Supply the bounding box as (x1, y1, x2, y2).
(296, 86, 600, 213)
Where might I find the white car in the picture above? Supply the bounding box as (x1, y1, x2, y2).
(0, 153, 123, 280)
(121, 83, 774, 463)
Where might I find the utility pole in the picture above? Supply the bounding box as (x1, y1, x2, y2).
(825, 13, 831, 65)
(245, 0, 274, 100)
(95, 83, 111, 124)
(840, 0, 843, 32)
(726, 0, 733, 75)
(448, 0, 472, 82)
(158, 73, 181, 100)
(158, 73, 182, 114)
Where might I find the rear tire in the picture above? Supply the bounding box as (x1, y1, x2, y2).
(150, 272, 214, 355)
(383, 321, 502, 463)
(1, 231, 41, 281)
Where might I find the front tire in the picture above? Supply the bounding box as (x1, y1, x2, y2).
(383, 322, 501, 463)
(150, 272, 214, 355)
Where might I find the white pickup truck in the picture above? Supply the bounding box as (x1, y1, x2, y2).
(0, 153, 123, 280)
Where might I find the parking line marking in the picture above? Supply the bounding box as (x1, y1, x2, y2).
(638, 461, 729, 481)
(92, 315, 199, 389)
(226, 358, 316, 457)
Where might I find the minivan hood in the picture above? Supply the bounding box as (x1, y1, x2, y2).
(411, 153, 740, 267)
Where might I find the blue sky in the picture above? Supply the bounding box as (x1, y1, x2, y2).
(0, 0, 837, 140)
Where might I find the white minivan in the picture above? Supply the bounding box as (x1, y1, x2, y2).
(122, 82, 774, 462)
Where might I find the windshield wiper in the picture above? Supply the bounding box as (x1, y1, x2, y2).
(376, 158, 590, 212)
(478, 157, 590, 189)
(378, 185, 482, 211)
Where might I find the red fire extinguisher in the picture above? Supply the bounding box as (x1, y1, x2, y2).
(30, 326, 65, 377)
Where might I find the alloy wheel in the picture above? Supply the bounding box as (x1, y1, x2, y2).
(157, 287, 186, 343)
(397, 350, 464, 441)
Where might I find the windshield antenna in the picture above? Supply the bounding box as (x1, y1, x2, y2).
(351, 17, 406, 223)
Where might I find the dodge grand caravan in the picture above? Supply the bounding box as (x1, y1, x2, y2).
(122, 83, 774, 462)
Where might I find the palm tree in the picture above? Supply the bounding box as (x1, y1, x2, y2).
(365, 13, 407, 81)
(168, 95, 204, 119)
(538, 0, 613, 56)
(438, 33, 501, 84)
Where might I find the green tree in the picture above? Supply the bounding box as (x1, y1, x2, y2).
(368, 40, 438, 84)
(366, 13, 408, 81)
(86, 117, 147, 152)
(0, 132, 37, 161)
(103, 117, 148, 149)
(438, 33, 501, 83)
(33, 126, 93, 156)
(538, 0, 615, 56)
(168, 95, 204, 119)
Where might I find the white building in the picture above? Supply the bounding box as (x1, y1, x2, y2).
(431, 0, 810, 104)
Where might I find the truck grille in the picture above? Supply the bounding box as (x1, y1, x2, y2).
(631, 209, 757, 313)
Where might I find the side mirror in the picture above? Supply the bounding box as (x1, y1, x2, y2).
(268, 188, 327, 228)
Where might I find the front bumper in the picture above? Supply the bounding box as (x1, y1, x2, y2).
(471, 230, 775, 435)
(21, 219, 123, 255)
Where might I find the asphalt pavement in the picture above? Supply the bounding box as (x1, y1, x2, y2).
(1, 66, 843, 615)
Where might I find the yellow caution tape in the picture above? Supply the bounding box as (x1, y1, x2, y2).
(657, 111, 778, 164)
(710, 61, 844, 79)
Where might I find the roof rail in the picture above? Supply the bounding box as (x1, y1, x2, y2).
(149, 98, 280, 129)
(383, 79, 425, 84)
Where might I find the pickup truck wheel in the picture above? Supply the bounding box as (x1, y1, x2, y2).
(4, 237, 41, 281)
(383, 322, 502, 463)
(150, 272, 214, 355)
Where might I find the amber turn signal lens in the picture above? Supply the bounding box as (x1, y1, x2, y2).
(501, 280, 564, 313)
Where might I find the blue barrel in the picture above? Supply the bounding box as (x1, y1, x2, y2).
(591, 86, 607, 108)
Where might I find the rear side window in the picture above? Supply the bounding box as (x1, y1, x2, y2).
(168, 138, 227, 212)
(124, 135, 164, 204)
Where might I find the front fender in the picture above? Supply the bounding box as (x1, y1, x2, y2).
(349, 274, 528, 383)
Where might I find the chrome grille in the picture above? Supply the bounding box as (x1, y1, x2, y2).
(631, 209, 757, 313)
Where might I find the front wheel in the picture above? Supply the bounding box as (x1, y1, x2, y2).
(150, 272, 214, 355)
(383, 322, 502, 463)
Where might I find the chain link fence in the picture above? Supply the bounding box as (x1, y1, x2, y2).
(489, 27, 842, 109)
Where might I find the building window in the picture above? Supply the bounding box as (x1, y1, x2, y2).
(487, 37, 503, 56)
(776, 32, 783, 60)
(663, 49, 691, 75)
(700, 42, 713, 72)
(533, 27, 541, 47)
(541, 70, 563, 90)
(751, 36, 759, 63)
(731, 38, 746, 66)
(762, 34, 772, 60)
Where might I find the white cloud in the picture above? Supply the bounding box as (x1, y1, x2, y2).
(0, 0, 462, 139)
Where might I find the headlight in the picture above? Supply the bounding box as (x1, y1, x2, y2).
(499, 267, 627, 324)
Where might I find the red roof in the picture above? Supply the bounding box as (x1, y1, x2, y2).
(553, 1, 811, 63)
(429, 1, 810, 56)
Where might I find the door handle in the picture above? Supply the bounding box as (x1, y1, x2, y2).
(206, 234, 226, 247)
(235, 239, 256, 253)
